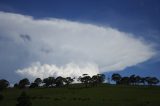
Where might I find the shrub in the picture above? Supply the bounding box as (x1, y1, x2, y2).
(16, 91, 32, 106)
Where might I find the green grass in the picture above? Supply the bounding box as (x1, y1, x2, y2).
(1, 84, 160, 106)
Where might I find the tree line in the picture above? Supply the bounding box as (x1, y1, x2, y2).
(0, 73, 160, 91)
(112, 73, 160, 86)
(14, 74, 105, 89)
(0, 74, 105, 91)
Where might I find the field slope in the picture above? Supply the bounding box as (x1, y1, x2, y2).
(1, 85, 160, 106)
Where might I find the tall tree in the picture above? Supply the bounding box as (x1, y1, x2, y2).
(112, 73, 121, 84)
(140, 77, 146, 85)
(120, 77, 130, 85)
(78, 74, 91, 87)
(14, 83, 19, 88)
(129, 75, 136, 85)
(145, 77, 159, 85)
(135, 76, 141, 85)
(43, 77, 55, 87)
(18, 78, 30, 89)
(97, 74, 105, 84)
(29, 83, 38, 88)
(55, 76, 65, 87)
(91, 75, 99, 86)
(64, 77, 74, 86)
(91, 74, 105, 86)
(0, 79, 9, 91)
(34, 78, 42, 86)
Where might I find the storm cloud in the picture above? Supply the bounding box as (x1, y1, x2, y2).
(0, 11, 156, 80)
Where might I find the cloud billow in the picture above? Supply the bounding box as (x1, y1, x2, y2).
(0, 11, 156, 80)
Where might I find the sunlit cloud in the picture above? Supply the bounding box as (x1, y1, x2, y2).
(0, 11, 156, 79)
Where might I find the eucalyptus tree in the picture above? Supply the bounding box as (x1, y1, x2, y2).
(0, 79, 9, 91)
(34, 78, 42, 86)
(145, 77, 159, 85)
(64, 77, 74, 86)
(43, 77, 55, 87)
(112, 73, 122, 84)
(18, 78, 30, 89)
(55, 76, 65, 87)
(91, 74, 105, 86)
(78, 74, 91, 87)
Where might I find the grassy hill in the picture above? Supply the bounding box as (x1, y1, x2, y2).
(1, 84, 160, 106)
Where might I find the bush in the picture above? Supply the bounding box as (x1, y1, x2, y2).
(16, 91, 32, 106)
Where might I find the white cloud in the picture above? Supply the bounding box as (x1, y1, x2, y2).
(16, 62, 99, 80)
(0, 11, 156, 79)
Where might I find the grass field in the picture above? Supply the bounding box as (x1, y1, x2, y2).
(1, 84, 160, 106)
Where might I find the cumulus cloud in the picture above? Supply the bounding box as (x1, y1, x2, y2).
(0, 11, 156, 80)
(16, 62, 99, 80)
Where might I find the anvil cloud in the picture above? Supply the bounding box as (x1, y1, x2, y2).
(0, 11, 156, 80)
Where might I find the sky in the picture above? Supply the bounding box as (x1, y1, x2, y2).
(0, 0, 160, 83)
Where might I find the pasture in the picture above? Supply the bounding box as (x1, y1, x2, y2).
(1, 84, 160, 106)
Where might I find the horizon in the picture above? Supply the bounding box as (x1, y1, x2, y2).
(0, 0, 160, 84)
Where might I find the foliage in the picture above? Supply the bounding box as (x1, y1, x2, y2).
(29, 83, 38, 88)
(119, 77, 130, 85)
(34, 78, 42, 86)
(112, 73, 160, 86)
(0, 79, 9, 91)
(145, 77, 160, 85)
(18, 78, 30, 89)
(91, 74, 105, 86)
(78, 74, 91, 87)
(14, 83, 19, 88)
(112, 73, 121, 84)
(55, 76, 65, 87)
(16, 91, 32, 106)
(64, 77, 74, 85)
(43, 77, 55, 87)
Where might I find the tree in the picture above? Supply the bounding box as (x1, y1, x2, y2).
(111, 73, 121, 84)
(140, 77, 146, 85)
(145, 77, 159, 85)
(0, 79, 8, 102)
(91, 75, 99, 86)
(78, 74, 91, 87)
(64, 77, 74, 86)
(129, 75, 136, 85)
(34, 78, 42, 86)
(134, 76, 141, 85)
(16, 91, 32, 106)
(43, 78, 49, 87)
(0, 79, 9, 91)
(55, 76, 65, 87)
(97, 74, 105, 83)
(14, 83, 19, 88)
(29, 83, 38, 88)
(91, 74, 105, 86)
(151, 77, 159, 85)
(120, 77, 130, 85)
(18, 78, 30, 89)
(43, 77, 55, 87)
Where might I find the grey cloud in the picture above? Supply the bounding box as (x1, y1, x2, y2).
(40, 47, 53, 54)
(20, 34, 31, 42)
